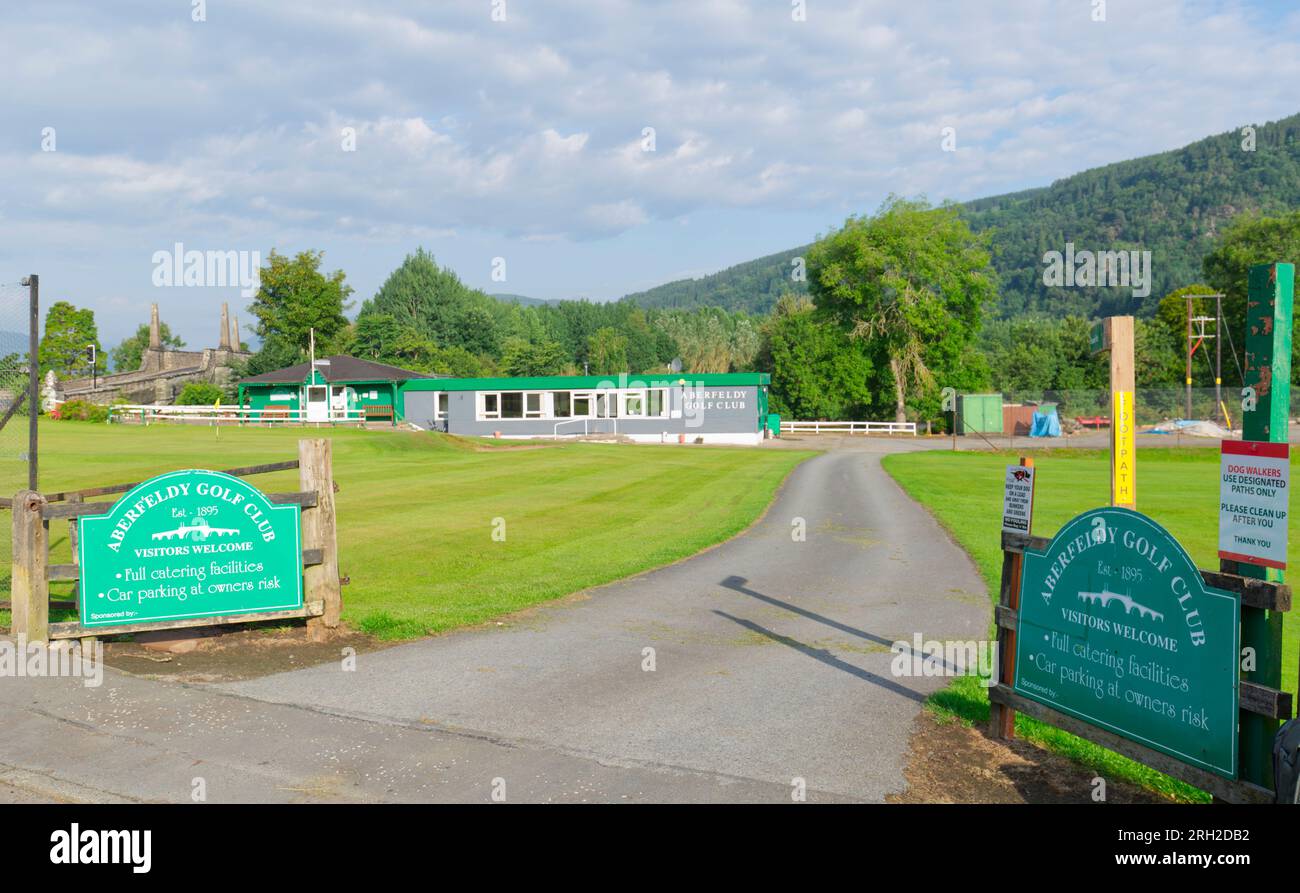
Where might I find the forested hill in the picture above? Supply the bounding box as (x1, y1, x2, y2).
(624, 113, 1300, 318)
(621, 245, 811, 314)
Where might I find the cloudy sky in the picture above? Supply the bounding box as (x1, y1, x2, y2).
(2, 0, 1298, 349)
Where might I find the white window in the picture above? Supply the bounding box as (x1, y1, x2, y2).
(436, 393, 448, 420)
(525, 392, 543, 418)
(623, 390, 645, 417)
(553, 392, 572, 418)
(500, 392, 524, 418)
(482, 393, 500, 419)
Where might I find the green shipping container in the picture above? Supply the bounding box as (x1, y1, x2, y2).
(958, 393, 1003, 435)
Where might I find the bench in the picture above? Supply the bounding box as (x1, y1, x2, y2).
(363, 404, 394, 423)
(1075, 416, 1110, 429)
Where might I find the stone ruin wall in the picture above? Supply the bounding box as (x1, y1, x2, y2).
(52, 302, 250, 408)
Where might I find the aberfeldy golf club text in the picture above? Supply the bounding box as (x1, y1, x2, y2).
(1038, 522, 1212, 650)
(106, 480, 279, 554)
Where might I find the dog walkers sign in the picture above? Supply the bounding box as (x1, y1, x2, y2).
(1013, 507, 1239, 777)
(78, 470, 303, 628)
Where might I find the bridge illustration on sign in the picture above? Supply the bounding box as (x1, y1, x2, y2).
(152, 516, 240, 543)
(1077, 588, 1164, 622)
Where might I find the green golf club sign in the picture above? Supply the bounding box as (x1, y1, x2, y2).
(1014, 507, 1240, 777)
(78, 470, 303, 629)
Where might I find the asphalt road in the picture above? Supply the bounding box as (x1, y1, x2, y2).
(1, 442, 988, 803)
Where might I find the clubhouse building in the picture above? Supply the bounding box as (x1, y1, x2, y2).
(238, 360, 772, 444)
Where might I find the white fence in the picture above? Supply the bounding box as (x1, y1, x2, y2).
(782, 420, 917, 436)
(109, 404, 367, 425)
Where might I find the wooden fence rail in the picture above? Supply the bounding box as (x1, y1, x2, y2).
(7, 439, 341, 644)
(990, 529, 1292, 804)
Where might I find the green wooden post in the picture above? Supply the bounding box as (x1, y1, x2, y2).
(1238, 262, 1294, 788)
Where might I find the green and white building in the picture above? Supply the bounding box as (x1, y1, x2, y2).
(400, 373, 771, 444)
(238, 356, 440, 424)
(239, 361, 772, 443)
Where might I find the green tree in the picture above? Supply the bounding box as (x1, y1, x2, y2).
(362, 248, 501, 355)
(246, 249, 353, 373)
(807, 198, 997, 422)
(1202, 210, 1300, 372)
(39, 301, 104, 379)
(348, 313, 403, 361)
(500, 337, 568, 376)
(759, 295, 875, 419)
(110, 322, 184, 372)
(426, 345, 494, 378)
(176, 382, 224, 405)
(586, 327, 629, 375)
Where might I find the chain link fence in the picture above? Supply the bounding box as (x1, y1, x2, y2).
(977, 386, 1300, 445)
(0, 277, 36, 500)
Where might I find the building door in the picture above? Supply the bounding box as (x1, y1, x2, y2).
(306, 385, 329, 422)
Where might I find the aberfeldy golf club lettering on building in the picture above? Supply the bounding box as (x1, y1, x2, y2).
(1014, 508, 1240, 777)
(78, 470, 303, 629)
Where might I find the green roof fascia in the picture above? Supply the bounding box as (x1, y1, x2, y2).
(241, 376, 404, 388)
(400, 372, 770, 392)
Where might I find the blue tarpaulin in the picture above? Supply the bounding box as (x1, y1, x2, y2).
(1029, 407, 1061, 438)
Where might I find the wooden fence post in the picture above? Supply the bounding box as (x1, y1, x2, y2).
(68, 493, 96, 655)
(1237, 261, 1294, 789)
(11, 490, 48, 643)
(989, 456, 1033, 740)
(299, 439, 340, 641)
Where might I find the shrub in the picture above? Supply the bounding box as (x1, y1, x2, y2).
(176, 382, 224, 405)
(55, 399, 110, 422)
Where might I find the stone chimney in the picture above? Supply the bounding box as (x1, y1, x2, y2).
(149, 303, 162, 350)
(219, 302, 232, 350)
(229, 313, 241, 352)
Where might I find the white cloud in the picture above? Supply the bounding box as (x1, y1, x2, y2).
(0, 0, 1297, 342)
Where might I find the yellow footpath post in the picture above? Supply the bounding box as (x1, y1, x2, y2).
(1093, 316, 1136, 508)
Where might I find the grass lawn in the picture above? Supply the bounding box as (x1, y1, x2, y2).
(883, 446, 1298, 803)
(2, 421, 813, 639)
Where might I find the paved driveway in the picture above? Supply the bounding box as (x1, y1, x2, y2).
(2, 442, 988, 802)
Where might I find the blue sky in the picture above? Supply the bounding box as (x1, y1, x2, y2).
(2, 0, 1299, 349)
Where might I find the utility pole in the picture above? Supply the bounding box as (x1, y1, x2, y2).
(1216, 293, 1223, 422)
(1185, 293, 1226, 423)
(1186, 296, 1193, 421)
(24, 274, 38, 490)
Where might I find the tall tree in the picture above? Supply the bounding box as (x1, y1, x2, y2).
(1202, 210, 1300, 370)
(39, 301, 105, 379)
(361, 248, 502, 354)
(807, 198, 997, 422)
(759, 295, 875, 419)
(110, 321, 184, 372)
(246, 249, 353, 374)
(500, 337, 569, 376)
(586, 327, 629, 375)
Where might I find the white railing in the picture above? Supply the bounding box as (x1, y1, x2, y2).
(552, 417, 619, 438)
(553, 418, 590, 438)
(782, 420, 917, 436)
(110, 404, 367, 425)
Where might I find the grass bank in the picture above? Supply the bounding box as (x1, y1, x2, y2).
(2, 421, 813, 639)
(883, 446, 1298, 803)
